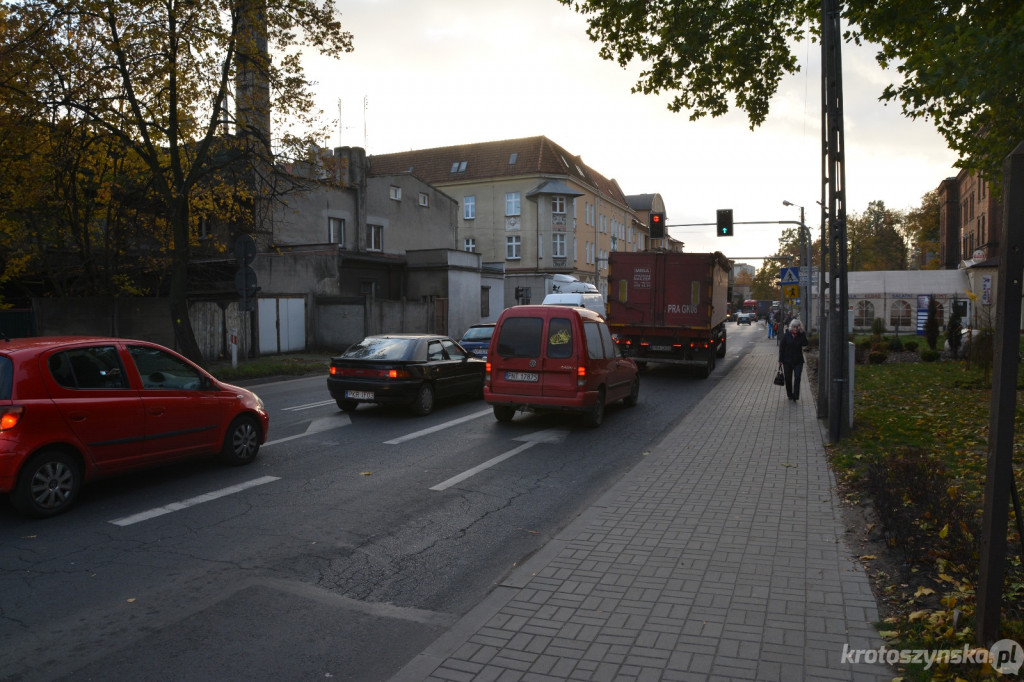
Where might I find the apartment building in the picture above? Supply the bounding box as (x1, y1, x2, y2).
(369, 136, 648, 306)
(937, 168, 1002, 268)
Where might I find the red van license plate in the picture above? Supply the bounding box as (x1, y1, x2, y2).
(505, 371, 539, 382)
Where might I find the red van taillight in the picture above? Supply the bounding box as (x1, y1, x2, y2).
(0, 406, 24, 431)
(485, 361, 492, 384)
(577, 366, 586, 387)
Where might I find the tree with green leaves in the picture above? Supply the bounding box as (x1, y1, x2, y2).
(2, 0, 353, 361)
(845, 200, 908, 271)
(903, 190, 942, 269)
(557, 0, 1024, 184)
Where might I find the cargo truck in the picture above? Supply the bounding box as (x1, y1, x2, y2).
(606, 251, 730, 378)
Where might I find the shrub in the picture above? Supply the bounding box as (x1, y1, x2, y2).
(871, 317, 886, 336)
(888, 336, 904, 352)
(868, 350, 888, 364)
(921, 349, 940, 362)
(865, 447, 979, 570)
(903, 340, 918, 352)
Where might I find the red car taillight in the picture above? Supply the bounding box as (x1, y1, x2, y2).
(0, 406, 24, 431)
(331, 367, 410, 379)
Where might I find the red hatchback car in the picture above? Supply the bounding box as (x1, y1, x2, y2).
(0, 337, 270, 517)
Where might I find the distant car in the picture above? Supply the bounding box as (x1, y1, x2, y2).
(458, 323, 495, 360)
(0, 336, 269, 518)
(327, 334, 485, 415)
(736, 313, 753, 325)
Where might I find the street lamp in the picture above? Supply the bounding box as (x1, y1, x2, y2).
(782, 201, 812, 333)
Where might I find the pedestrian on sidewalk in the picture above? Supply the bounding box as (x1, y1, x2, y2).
(779, 318, 808, 400)
(767, 312, 776, 339)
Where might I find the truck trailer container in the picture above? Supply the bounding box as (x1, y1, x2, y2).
(607, 251, 731, 378)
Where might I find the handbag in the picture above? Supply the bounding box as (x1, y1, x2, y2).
(773, 364, 786, 386)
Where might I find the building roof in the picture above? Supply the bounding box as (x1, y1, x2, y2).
(368, 136, 629, 206)
(626, 194, 657, 211)
(846, 270, 969, 296)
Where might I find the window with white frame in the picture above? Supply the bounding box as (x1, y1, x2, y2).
(552, 196, 566, 214)
(389, 186, 401, 201)
(506, 235, 521, 259)
(463, 195, 475, 220)
(328, 217, 344, 244)
(369, 224, 383, 251)
(889, 300, 912, 328)
(464, 238, 476, 252)
(552, 233, 567, 258)
(418, 192, 429, 207)
(854, 300, 875, 328)
(505, 192, 521, 216)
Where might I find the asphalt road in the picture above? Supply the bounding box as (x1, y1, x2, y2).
(0, 323, 768, 681)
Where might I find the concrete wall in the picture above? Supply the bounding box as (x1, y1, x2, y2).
(366, 175, 459, 254)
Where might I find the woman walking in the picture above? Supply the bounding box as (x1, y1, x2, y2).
(778, 318, 809, 400)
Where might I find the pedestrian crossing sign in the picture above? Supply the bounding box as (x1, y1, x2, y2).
(779, 267, 799, 285)
(784, 284, 800, 299)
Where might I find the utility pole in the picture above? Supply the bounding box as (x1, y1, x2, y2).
(822, 0, 850, 442)
(975, 142, 1024, 646)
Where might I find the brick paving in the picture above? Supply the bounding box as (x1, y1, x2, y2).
(392, 334, 891, 681)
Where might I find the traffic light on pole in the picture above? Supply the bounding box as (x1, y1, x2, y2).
(649, 212, 666, 239)
(716, 209, 733, 237)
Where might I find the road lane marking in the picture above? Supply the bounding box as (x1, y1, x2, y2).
(429, 427, 570, 491)
(282, 399, 336, 412)
(384, 408, 492, 445)
(430, 443, 535, 491)
(109, 476, 280, 526)
(263, 414, 351, 447)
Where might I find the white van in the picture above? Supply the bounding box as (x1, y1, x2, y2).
(543, 274, 605, 316)
(542, 292, 606, 317)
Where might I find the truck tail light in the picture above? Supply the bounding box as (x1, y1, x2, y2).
(0, 406, 24, 431)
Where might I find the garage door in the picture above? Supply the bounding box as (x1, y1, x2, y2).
(258, 297, 306, 354)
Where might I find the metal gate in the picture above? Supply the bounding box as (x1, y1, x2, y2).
(258, 297, 306, 354)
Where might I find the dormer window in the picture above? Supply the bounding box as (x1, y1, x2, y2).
(509, 153, 518, 165)
(450, 161, 467, 173)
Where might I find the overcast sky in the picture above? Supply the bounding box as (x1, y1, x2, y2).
(303, 0, 959, 266)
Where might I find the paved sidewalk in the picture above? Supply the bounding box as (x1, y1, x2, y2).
(392, 335, 891, 681)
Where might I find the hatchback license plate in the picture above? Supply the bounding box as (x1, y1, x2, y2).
(505, 371, 538, 382)
(346, 390, 374, 400)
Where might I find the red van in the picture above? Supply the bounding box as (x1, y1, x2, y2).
(484, 305, 639, 427)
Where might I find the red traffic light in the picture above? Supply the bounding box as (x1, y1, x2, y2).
(649, 212, 666, 239)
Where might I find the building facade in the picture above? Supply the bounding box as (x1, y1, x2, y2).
(937, 168, 1002, 268)
(369, 136, 650, 306)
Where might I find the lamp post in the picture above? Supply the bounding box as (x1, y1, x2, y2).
(782, 201, 812, 333)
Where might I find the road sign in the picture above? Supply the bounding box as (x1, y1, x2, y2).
(235, 265, 258, 298)
(779, 267, 799, 285)
(234, 234, 257, 264)
(783, 284, 800, 299)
